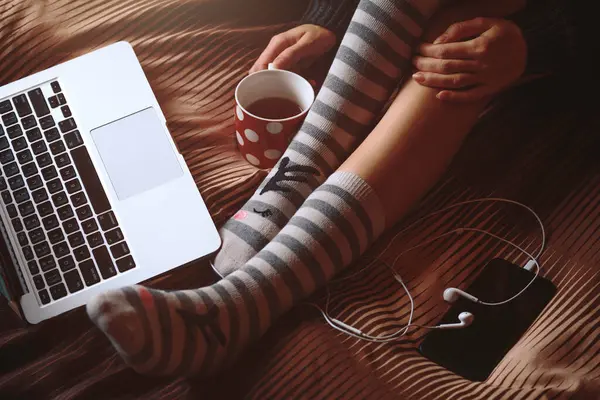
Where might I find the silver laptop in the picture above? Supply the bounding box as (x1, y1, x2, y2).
(0, 42, 221, 324)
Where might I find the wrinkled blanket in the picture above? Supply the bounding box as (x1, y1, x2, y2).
(0, 1, 598, 399)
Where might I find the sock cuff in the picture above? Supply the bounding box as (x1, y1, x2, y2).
(324, 171, 386, 237)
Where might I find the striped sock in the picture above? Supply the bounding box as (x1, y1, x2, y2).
(87, 172, 385, 376)
(214, 0, 443, 276)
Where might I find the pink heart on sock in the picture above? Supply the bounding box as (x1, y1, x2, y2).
(233, 210, 248, 220)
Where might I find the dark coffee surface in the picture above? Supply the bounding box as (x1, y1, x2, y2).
(246, 97, 302, 119)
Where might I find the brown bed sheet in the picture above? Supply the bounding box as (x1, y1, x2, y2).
(1, 1, 599, 399)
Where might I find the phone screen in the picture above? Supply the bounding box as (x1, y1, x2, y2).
(419, 258, 556, 381)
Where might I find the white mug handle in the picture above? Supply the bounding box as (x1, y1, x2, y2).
(268, 63, 277, 70)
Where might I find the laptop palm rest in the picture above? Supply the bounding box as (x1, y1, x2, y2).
(91, 108, 182, 200)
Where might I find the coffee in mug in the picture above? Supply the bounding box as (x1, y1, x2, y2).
(235, 65, 314, 169)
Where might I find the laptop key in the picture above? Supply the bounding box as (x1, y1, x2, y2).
(39, 289, 50, 304)
(68, 232, 85, 248)
(110, 242, 130, 259)
(44, 128, 60, 142)
(32, 187, 48, 203)
(47, 178, 63, 194)
(33, 274, 44, 290)
(26, 127, 41, 142)
(40, 115, 55, 130)
(51, 81, 61, 93)
(76, 205, 92, 221)
(42, 215, 59, 231)
(60, 165, 76, 181)
(71, 147, 111, 214)
(71, 192, 87, 207)
(12, 94, 32, 117)
(0, 149, 14, 164)
(87, 231, 103, 248)
(7, 125, 22, 139)
(0, 177, 5, 190)
(31, 140, 47, 155)
(61, 106, 72, 118)
(34, 241, 51, 258)
(38, 201, 54, 218)
(16, 148, 32, 163)
(58, 255, 75, 272)
(27, 174, 43, 190)
(44, 269, 62, 286)
(53, 241, 70, 258)
(27, 89, 50, 118)
(105, 228, 124, 246)
(41, 165, 58, 180)
(14, 188, 29, 203)
(28, 260, 39, 274)
(7, 204, 18, 218)
(57, 204, 74, 220)
(22, 245, 34, 260)
(2, 191, 12, 205)
(64, 130, 83, 149)
(66, 179, 82, 194)
(73, 245, 90, 262)
(24, 214, 40, 230)
(12, 218, 23, 232)
(50, 140, 66, 155)
(0, 137, 7, 151)
(0, 100, 12, 114)
(59, 118, 76, 133)
(80, 259, 100, 286)
(64, 270, 83, 293)
(1, 191, 12, 205)
(55, 153, 70, 168)
(48, 228, 65, 244)
(3, 162, 19, 177)
(2, 112, 17, 126)
(116, 255, 136, 272)
(98, 211, 117, 231)
(48, 96, 59, 108)
(93, 246, 117, 279)
(8, 175, 24, 190)
(28, 228, 44, 244)
(17, 231, 28, 246)
(50, 283, 67, 300)
(39, 255, 56, 272)
(62, 218, 79, 234)
(57, 93, 66, 105)
(36, 152, 52, 168)
(13, 137, 28, 152)
(82, 218, 99, 235)
(18, 200, 35, 217)
(51, 191, 68, 207)
(21, 115, 36, 130)
(22, 162, 38, 178)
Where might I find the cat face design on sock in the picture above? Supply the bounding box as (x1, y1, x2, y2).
(177, 305, 227, 346)
(260, 157, 319, 196)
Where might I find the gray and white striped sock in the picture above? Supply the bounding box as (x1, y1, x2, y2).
(87, 172, 385, 376)
(214, 0, 442, 276)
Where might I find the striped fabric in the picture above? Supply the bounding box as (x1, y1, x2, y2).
(0, 1, 598, 399)
(214, 0, 443, 277)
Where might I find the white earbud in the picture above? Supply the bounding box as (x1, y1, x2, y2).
(437, 312, 474, 330)
(443, 288, 479, 304)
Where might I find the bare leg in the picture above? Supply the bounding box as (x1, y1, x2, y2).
(341, 0, 525, 225)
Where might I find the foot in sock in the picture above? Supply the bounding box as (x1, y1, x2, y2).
(88, 172, 385, 376)
(214, 0, 443, 276)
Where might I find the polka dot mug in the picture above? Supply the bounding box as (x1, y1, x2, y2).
(234, 64, 315, 169)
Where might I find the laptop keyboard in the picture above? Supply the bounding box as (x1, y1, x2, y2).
(0, 81, 136, 306)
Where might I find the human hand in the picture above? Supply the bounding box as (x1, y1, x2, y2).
(412, 17, 527, 102)
(249, 24, 336, 74)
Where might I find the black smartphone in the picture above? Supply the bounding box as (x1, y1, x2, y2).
(419, 258, 556, 381)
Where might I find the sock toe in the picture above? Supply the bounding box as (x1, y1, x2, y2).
(87, 291, 144, 356)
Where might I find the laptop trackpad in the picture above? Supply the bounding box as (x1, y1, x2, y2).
(91, 108, 183, 201)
